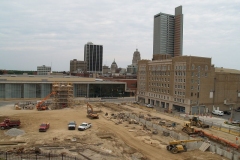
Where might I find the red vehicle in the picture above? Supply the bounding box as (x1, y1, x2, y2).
(0, 119, 21, 130)
(39, 123, 50, 132)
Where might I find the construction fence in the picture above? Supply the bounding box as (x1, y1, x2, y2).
(125, 112, 240, 160)
(155, 107, 240, 136)
(0, 152, 82, 160)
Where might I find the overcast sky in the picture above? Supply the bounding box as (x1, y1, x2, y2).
(0, 0, 240, 71)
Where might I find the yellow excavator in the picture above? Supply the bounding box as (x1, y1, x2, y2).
(167, 139, 203, 154)
(86, 102, 99, 119)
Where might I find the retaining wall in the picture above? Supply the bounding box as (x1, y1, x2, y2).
(127, 113, 240, 160)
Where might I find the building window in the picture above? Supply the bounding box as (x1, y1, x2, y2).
(205, 65, 208, 71)
(191, 92, 193, 96)
(198, 66, 201, 71)
(192, 64, 195, 70)
(205, 73, 208, 77)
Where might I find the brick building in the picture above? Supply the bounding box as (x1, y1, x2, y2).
(137, 56, 240, 114)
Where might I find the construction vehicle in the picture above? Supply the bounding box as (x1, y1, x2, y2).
(39, 123, 50, 132)
(86, 102, 99, 119)
(182, 121, 198, 136)
(166, 139, 203, 154)
(0, 119, 21, 130)
(14, 103, 21, 110)
(189, 116, 209, 128)
(36, 92, 56, 111)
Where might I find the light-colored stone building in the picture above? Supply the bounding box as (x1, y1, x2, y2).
(37, 65, 51, 75)
(137, 56, 240, 114)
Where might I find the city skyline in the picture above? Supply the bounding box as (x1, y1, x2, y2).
(0, 1, 240, 71)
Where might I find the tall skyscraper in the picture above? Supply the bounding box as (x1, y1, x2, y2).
(84, 42, 103, 73)
(153, 6, 183, 58)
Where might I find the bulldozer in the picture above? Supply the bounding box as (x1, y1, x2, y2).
(86, 102, 99, 119)
(189, 116, 209, 128)
(166, 139, 203, 154)
(182, 121, 198, 136)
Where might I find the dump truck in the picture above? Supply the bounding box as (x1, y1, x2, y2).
(189, 116, 209, 128)
(86, 102, 99, 119)
(39, 123, 50, 132)
(0, 119, 21, 130)
(167, 139, 203, 154)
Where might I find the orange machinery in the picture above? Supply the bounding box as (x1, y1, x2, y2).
(36, 92, 56, 111)
(86, 102, 99, 119)
(195, 129, 240, 150)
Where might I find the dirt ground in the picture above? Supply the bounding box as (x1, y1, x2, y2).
(0, 101, 232, 160)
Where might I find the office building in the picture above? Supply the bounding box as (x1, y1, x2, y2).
(0, 75, 128, 99)
(37, 65, 51, 75)
(110, 59, 118, 74)
(153, 6, 183, 59)
(84, 42, 103, 73)
(137, 56, 240, 114)
(132, 49, 141, 65)
(70, 59, 87, 73)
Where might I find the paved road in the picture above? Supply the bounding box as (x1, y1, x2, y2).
(220, 111, 240, 121)
(0, 101, 15, 107)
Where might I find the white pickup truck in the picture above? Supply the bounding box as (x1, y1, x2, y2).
(78, 122, 91, 131)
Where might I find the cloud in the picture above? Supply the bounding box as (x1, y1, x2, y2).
(0, 0, 240, 71)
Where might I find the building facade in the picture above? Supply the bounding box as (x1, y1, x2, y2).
(84, 42, 103, 73)
(70, 59, 87, 73)
(0, 75, 127, 99)
(132, 49, 141, 65)
(110, 59, 118, 74)
(37, 65, 51, 75)
(137, 56, 240, 114)
(153, 6, 183, 58)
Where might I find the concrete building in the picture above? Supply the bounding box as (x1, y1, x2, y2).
(137, 56, 240, 114)
(0, 75, 128, 99)
(70, 59, 87, 73)
(153, 6, 183, 58)
(102, 65, 110, 75)
(132, 49, 141, 65)
(110, 59, 118, 74)
(126, 49, 141, 75)
(37, 65, 51, 75)
(127, 64, 138, 75)
(84, 42, 103, 74)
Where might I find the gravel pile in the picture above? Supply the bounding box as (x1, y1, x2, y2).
(5, 128, 25, 136)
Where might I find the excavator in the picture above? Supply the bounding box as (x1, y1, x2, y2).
(166, 139, 203, 154)
(36, 92, 56, 111)
(189, 116, 209, 128)
(86, 102, 99, 119)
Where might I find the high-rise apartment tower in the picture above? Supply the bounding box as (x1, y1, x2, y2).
(84, 42, 103, 73)
(153, 6, 183, 58)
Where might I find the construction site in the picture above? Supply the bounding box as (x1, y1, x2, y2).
(0, 98, 240, 160)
